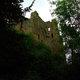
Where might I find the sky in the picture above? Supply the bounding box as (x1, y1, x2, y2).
(22, 0, 55, 22)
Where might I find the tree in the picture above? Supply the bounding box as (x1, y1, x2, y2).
(0, 0, 24, 25)
(51, 0, 80, 56)
(0, 0, 36, 26)
(51, 0, 80, 79)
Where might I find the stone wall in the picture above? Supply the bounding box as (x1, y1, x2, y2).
(16, 11, 63, 54)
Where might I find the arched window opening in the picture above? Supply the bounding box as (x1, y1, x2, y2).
(51, 33, 53, 38)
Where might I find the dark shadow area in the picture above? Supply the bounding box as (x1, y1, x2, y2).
(51, 33, 53, 38)
(0, 25, 66, 80)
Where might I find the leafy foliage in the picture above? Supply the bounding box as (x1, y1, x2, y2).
(0, 26, 66, 80)
(0, 0, 23, 25)
(51, 0, 80, 80)
(52, 0, 80, 55)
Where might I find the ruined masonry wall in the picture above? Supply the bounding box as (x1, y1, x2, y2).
(16, 11, 63, 54)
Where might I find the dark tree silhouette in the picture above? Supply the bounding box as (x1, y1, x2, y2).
(23, 0, 36, 13)
(0, 0, 24, 25)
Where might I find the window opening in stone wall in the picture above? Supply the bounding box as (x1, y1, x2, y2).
(48, 27, 50, 31)
(51, 33, 53, 38)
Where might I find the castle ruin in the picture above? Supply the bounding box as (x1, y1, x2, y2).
(16, 11, 63, 54)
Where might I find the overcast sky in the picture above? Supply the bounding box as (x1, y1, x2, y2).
(22, 0, 55, 22)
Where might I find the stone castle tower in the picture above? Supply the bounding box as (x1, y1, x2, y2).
(16, 11, 63, 54)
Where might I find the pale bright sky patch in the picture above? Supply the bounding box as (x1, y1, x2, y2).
(22, 0, 55, 22)
(48, 27, 51, 31)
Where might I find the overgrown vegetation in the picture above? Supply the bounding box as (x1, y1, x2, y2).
(51, 0, 80, 80)
(0, 26, 66, 80)
(0, 0, 80, 80)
